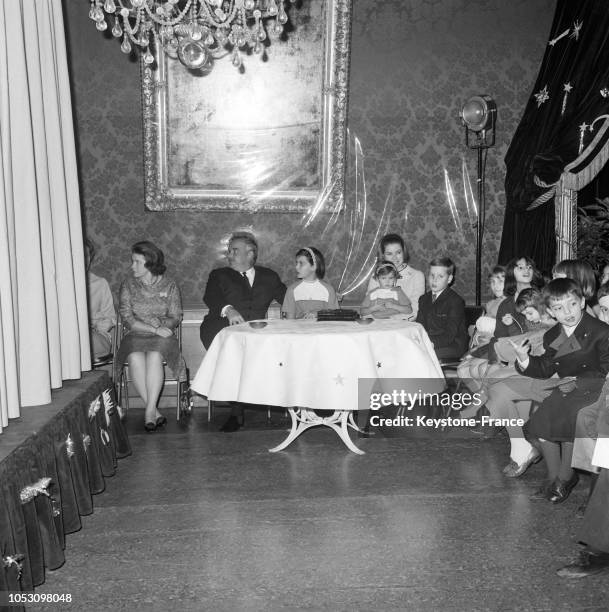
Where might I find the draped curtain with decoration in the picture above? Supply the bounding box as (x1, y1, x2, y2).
(0, 0, 90, 432)
(500, 0, 609, 271)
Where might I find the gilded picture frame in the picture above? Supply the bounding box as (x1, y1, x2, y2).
(141, 0, 352, 212)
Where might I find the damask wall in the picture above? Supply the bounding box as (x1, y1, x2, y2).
(64, 0, 555, 305)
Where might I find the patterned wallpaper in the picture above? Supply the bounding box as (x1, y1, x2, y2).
(64, 0, 555, 306)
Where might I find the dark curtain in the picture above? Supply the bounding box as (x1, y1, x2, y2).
(500, 0, 609, 271)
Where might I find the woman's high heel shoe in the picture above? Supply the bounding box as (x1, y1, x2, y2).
(144, 422, 157, 432)
(155, 415, 167, 428)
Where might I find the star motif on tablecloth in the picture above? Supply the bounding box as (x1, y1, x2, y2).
(377, 362, 382, 368)
(534, 85, 549, 107)
(334, 374, 344, 385)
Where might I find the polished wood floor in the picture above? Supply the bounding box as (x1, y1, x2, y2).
(36, 404, 609, 611)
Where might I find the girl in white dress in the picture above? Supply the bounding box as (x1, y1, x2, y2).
(282, 247, 338, 319)
(361, 262, 412, 319)
(366, 233, 424, 319)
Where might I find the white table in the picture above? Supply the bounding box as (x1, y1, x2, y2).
(191, 319, 444, 454)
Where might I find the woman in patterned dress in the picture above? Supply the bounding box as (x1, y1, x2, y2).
(116, 241, 184, 432)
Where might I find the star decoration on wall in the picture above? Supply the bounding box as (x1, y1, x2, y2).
(334, 374, 344, 385)
(549, 28, 569, 46)
(534, 85, 549, 107)
(578, 122, 590, 154)
(570, 20, 583, 40)
(561, 82, 572, 116)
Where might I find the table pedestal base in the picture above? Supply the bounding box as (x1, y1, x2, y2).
(269, 408, 365, 455)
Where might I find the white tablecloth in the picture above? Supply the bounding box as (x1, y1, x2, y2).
(191, 319, 444, 411)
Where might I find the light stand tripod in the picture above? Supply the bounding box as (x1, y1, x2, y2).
(461, 95, 497, 305)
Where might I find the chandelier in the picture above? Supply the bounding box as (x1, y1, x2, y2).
(88, 0, 296, 72)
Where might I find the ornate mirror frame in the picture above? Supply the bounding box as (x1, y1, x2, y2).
(141, 0, 352, 212)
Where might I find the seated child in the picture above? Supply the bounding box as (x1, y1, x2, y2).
(494, 287, 555, 364)
(416, 257, 467, 360)
(460, 286, 556, 393)
(515, 278, 609, 503)
(599, 281, 609, 323)
(486, 265, 507, 318)
(470, 265, 506, 348)
(282, 247, 338, 319)
(601, 263, 609, 288)
(360, 262, 412, 319)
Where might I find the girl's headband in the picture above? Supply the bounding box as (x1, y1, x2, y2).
(375, 261, 398, 276)
(304, 247, 317, 268)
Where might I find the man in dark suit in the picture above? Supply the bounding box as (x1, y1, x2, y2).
(416, 256, 467, 360)
(200, 231, 286, 431)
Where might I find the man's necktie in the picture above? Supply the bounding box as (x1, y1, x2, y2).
(243, 271, 251, 287)
(432, 293, 438, 303)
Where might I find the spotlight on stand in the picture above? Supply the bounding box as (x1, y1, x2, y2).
(461, 95, 497, 148)
(460, 95, 497, 305)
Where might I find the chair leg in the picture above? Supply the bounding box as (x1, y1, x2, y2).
(118, 370, 123, 413)
(177, 368, 192, 421)
(120, 367, 129, 415)
(208, 399, 213, 422)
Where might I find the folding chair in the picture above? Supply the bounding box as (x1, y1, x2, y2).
(91, 309, 118, 393)
(116, 314, 191, 421)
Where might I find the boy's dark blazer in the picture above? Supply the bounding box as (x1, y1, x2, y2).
(516, 312, 609, 380)
(520, 312, 609, 442)
(200, 266, 286, 349)
(416, 287, 467, 359)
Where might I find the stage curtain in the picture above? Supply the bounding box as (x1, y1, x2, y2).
(0, 372, 131, 593)
(499, 0, 609, 272)
(0, 0, 90, 429)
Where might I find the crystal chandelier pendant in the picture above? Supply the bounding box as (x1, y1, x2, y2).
(120, 37, 132, 54)
(111, 20, 122, 38)
(177, 38, 211, 71)
(143, 49, 155, 65)
(89, 0, 298, 72)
